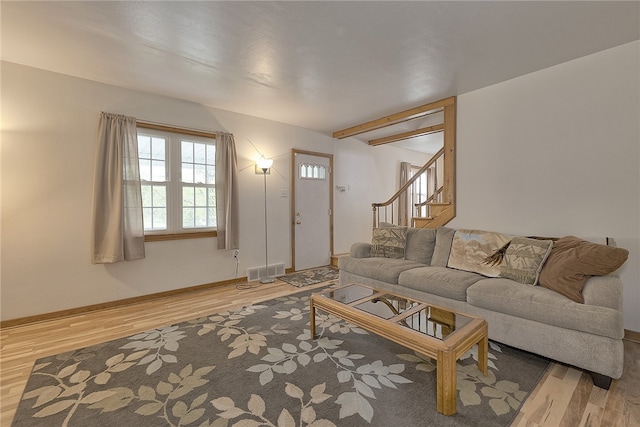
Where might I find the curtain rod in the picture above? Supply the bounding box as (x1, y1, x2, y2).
(136, 120, 219, 139)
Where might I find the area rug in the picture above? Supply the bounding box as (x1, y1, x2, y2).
(12, 288, 549, 427)
(278, 266, 339, 287)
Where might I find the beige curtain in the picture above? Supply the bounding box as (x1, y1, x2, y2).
(92, 112, 145, 263)
(215, 132, 240, 249)
(398, 162, 411, 226)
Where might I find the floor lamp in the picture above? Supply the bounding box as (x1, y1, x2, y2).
(257, 157, 275, 284)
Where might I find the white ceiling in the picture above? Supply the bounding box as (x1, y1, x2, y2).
(2, 1, 639, 138)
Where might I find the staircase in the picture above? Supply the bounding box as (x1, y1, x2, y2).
(333, 96, 457, 229)
(372, 146, 455, 229)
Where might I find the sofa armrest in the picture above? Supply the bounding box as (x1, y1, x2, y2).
(582, 275, 623, 311)
(350, 242, 372, 258)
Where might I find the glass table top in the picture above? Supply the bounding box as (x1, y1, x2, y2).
(319, 284, 472, 340)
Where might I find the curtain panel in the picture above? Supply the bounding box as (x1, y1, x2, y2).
(92, 112, 146, 263)
(215, 132, 240, 250)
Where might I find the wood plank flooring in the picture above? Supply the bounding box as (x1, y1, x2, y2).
(1, 280, 638, 426)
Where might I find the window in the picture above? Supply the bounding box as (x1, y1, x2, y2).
(410, 165, 429, 203)
(137, 127, 216, 238)
(299, 162, 327, 180)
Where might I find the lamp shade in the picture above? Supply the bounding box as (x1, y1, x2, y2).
(257, 157, 273, 170)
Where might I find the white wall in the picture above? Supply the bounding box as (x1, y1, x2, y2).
(0, 62, 334, 320)
(451, 41, 640, 331)
(333, 139, 430, 254)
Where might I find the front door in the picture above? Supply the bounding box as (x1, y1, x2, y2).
(292, 150, 332, 270)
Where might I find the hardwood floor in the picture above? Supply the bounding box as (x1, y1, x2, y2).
(1, 280, 638, 426)
(513, 340, 640, 427)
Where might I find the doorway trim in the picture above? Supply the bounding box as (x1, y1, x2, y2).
(290, 149, 334, 271)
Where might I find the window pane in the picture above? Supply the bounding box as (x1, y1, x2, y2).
(183, 208, 194, 228)
(208, 208, 217, 227)
(207, 145, 215, 164)
(141, 185, 152, 206)
(182, 163, 194, 183)
(195, 207, 207, 227)
(208, 188, 216, 205)
(152, 138, 166, 160)
(182, 141, 193, 163)
(152, 160, 166, 181)
(152, 186, 166, 206)
(206, 166, 215, 184)
(139, 159, 151, 181)
(194, 164, 206, 184)
(194, 143, 206, 164)
(153, 208, 167, 229)
(183, 186, 194, 206)
(195, 187, 206, 206)
(138, 136, 151, 158)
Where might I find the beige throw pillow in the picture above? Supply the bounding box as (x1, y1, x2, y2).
(447, 229, 512, 277)
(371, 227, 407, 259)
(499, 237, 554, 285)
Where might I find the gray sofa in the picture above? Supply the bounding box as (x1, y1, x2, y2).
(338, 226, 627, 389)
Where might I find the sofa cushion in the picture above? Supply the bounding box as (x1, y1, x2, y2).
(405, 227, 437, 264)
(499, 237, 554, 285)
(430, 226, 456, 267)
(349, 242, 372, 258)
(467, 278, 624, 339)
(447, 229, 512, 277)
(339, 256, 424, 284)
(538, 236, 629, 303)
(371, 226, 407, 259)
(398, 266, 484, 301)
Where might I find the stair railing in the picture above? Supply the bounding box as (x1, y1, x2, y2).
(415, 187, 444, 217)
(372, 147, 444, 228)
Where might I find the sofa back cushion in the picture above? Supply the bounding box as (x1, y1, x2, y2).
(447, 229, 512, 277)
(405, 227, 437, 264)
(370, 226, 407, 259)
(430, 226, 456, 266)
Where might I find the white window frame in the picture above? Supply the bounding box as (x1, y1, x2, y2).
(137, 125, 217, 241)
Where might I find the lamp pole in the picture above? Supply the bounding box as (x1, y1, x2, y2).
(258, 158, 274, 284)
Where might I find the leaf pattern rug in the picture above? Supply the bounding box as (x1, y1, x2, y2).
(11, 288, 549, 427)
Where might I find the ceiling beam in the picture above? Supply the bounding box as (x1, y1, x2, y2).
(332, 96, 455, 139)
(368, 124, 444, 146)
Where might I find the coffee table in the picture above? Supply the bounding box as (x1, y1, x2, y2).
(309, 283, 488, 416)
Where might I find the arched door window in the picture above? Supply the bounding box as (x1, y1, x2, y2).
(299, 162, 327, 180)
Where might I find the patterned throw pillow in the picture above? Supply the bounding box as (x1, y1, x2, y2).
(499, 237, 554, 285)
(371, 227, 407, 259)
(447, 229, 512, 277)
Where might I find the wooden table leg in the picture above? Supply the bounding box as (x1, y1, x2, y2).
(478, 329, 488, 376)
(309, 298, 316, 339)
(437, 348, 457, 415)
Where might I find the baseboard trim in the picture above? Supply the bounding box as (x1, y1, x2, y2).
(624, 329, 640, 344)
(0, 276, 250, 329)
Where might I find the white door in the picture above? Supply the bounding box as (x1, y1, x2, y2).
(293, 151, 332, 270)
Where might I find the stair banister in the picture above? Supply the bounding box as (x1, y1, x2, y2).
(372, 146, 445, 227)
